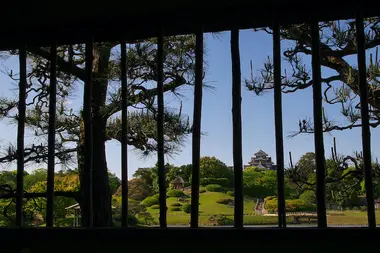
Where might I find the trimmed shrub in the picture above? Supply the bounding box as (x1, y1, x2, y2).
(141, 194, 159, 207)
(265, 196, 276, 201)
(167, 189, 185, 198)
(227, 191, 234, 197)
(169, 207, 181, 212)
(205, 184, 223, 192)
(200, 187, 206, 193)
(209, 214, 233, 226)
(127, 215, 139, 226)
(151, 204, 160, 210)
(171, 203, 182, 207)
(299, 190, 316, 203)
(216, 198, 233, 205)
(265, 197, 316, 212)
(182, 203, 191, 213)
(200, 178, 229, 187)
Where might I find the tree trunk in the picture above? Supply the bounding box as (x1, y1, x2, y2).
(78, 43, 113, 227)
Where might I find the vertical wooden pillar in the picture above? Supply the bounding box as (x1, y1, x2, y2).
(356, 11, 376, 228)
(273, 21, 286, 228)
(311, 20, 327, 228)
(157, 30, 167, 228)
(191, 28, 204, 228)
(46, 42, 57, 227)
(231, 28, 243, 228)
(16, 45, 27, 227)
(120, 40, 129, 227)
(83, 39, 94, 227)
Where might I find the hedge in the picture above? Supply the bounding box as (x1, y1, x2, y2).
(182, 203, 191, 213)
(169, 207, 181, 212)
(141, 194, 159, 207)
(216, 198, 233, 205)
(209, 214, 233, 225)
(265, 197, 316, 212)
(205, 184, 223, 192)
(200, 178, 229, 187)
(170, 203, 182, 207)
(167, 189, 185, 198)
(151, 204, 160, 209)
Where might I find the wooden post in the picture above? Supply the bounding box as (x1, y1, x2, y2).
(121, 40, 129, 227)
(191, 28, 203, 228)
(355, 11, 376, 228)
(83, 39, 94, 227)
(46, 42, 57, 227)
(311, 20, 327, 228)
(273, 20, 286, 228)
(157, 30, 167, 228)
(231, 28, 243, 228)
(16, 45, 27, 227)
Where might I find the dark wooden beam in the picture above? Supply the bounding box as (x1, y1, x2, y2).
(157, 30, 167, 228)
(83, 39, 94, 227)
(120, 40, 129, 227)
(46, 42, 57, 227)
(355, 11, 376, 229)
(273, 20, 286, 228)
(16, 45, 27, 227)
(231, 28, 243, 228)
(311, 20, 327, 228)
(191, 28, 204, 228)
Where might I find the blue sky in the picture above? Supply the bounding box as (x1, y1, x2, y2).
(0, 29, 379, 179)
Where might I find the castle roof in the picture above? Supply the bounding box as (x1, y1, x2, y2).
(254, 150, 268, 156)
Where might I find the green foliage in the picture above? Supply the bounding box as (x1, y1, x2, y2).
(209, 214, 234, 225)
(299, 190, 316, 203)
(115, 178, 152, 201)
(216, 198, 233, 205)
(137, 211, 155, 225)
(170, 203, 182, 207)
(265, 197, 316, 212)
(200, 188, 206, 193)
(167, 189, 185, 197)
(243, 170, 279, 198)
(151, 205, 160, 210)
(169, 207, 181, 212)
(141, 194, 160, 207)
(227, 191, 234, 197)
(182, 203, 191, 213)
(108, 172, 121, 195)
(200, 157, 233, 184)
(205, 184, 223, 192)
(266, 196, 276, 201)
(200, 178, 229, 187)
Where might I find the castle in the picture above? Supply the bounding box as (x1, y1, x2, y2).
(245, 150, 275, 170)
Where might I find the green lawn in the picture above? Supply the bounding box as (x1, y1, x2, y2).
(146, 191, 380, 226)
(147, 191, 262, 225)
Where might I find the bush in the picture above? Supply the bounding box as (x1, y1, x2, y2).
(265, 197, 316, 212)
(360, 206, 367, 212)
(182, 203, 191, 213)
(227, 191, 234, 197)
(127, 215, 139, 226)
(209, 214, 233, 226)
(169, 207, 181, 212)
(141, 194, 159, 207)
(205, 184, 223, 192)
(151, 204, 160, 209)
(167, 189, 185, 198)
(352, 206, 359, 211)
(266, 196, 276, 201)
(299, 190, 316, 203)
(216, 198, 233, 205)
(200, 188, 206, 193)
(200, 178, 229, 187)
(171, 203, 182, 207)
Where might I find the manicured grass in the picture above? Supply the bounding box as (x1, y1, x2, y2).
(326, 211, 380, 225)
(146, 192, 380, 226)
(147, 191, 258, 225)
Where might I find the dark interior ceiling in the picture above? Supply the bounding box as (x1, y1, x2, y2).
(0, 0, 378, 49)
